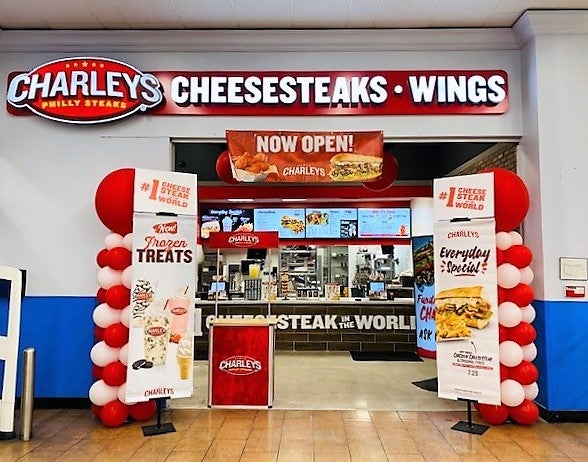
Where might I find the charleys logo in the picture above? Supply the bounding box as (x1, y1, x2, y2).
(147, 326, 167, 337)
(153, 221, 178, 234)
(219, 355, 262, 376)
(6, 57, 163, 124)
(228, 233, 260, 248)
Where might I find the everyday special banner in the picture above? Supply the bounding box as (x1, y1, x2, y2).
(433, 218, 500, 405)
(125, 169, 197, 403)
(226, 130, 383, 183)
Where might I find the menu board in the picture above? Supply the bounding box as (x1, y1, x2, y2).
(304, 208, 358, 238)
(357, 208, 411, 238)
(254, 208, 306, 238)
(200, 208, 253, 239)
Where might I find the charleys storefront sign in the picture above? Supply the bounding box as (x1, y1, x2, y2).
(6, 56, 510, 124)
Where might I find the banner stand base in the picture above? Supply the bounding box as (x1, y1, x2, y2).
(451, 400, 488, 435)
(142, 398, 176, 437)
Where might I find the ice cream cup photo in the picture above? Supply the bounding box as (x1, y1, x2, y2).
(142, 314, 171, 365)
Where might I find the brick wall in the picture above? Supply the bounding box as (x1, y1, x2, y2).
(449, 142, 517, 176)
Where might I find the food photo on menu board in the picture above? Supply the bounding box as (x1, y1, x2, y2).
(199, 208, 254, 239)
(357, 208, 411, 238)
(254, 208, 306, 238)
(305, 208, 358, 238)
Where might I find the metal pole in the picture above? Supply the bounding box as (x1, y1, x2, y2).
(20, 347, 35, 441)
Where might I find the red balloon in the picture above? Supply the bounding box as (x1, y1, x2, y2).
(103, 323, 129, 348)
(508, 360, 539, 385)
(362, 153, 399, 191)
(507, 322, 537, 345)
(216, 151, 239, 184)
(504, 245, 533, 268)
(106, 247, 132, 271)
(500, 363, 510, 381)
(92, 364, 104, 380)
(96, 248, 109, 268)
(96, 288, 107, 304)
(509, 399, 539, 425)
(129, 400, 157, 421)
(506, 284, 535, 307)
(497, 286, 508, 304)
(102, 361, 128, 387)
(91, 404, 103, 419)
(105, 285, 130, 310)
(100, 400, 129, 428)
(481, 168, 530, 232)
(94, 326, 105, 341)
(478, 403, 509, 425)
(498, 324, 508, 343)
(95, 168, 135, 235)
(496, 248, 505, 266)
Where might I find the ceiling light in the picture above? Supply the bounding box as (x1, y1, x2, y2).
(282, 198, 307, 202)
(227, 198, 255, 202)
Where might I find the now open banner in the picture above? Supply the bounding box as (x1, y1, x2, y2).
(226, 130, 383, 183)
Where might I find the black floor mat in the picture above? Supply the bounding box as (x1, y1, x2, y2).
(194, 350, 208, 360)
(350, 351, 423, 362)
(412, 377, 438, 392)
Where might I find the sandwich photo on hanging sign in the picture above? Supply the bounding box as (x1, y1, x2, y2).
(226, 130, 383, 183)
(435, 285, 492, 341)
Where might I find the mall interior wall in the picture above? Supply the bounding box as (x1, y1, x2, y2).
(0, 28, 522, 399)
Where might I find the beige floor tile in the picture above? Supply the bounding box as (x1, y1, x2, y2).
(164, 449, 207, 461)
(280, 418, 314, 440)
(314, 451, 352, 462)
(239, 452, 278, 462)
(385, 455, 426, 462)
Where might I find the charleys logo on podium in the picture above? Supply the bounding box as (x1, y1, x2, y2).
(6, 57, 163, 124)
(219, 355, 262, 376)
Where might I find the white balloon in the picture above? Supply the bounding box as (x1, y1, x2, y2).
(499, 340, 524, 367)
(509, 231, 523, 245)
(497, 263, 521, 289)
(120, 305, 131, 328)
(501, 379, 525, 407)
(496, 232, 513, 250)
(121, 266, 133, 289)
(520, 304, 536, 324)
(523, 382, 539, 400)
(97, 266, 122, 289)
(90, 341, 120, 367)
(498, 301, 523, 327)
(117, 383, 128, 403)
(93, 303, 122, 328)
(89, 379, 119, 406)
(520, 267, 534, 285)
(521, 343, 538, 362)
(104, 233, 124, 250)
(118, 343, 129, 366)
(123, 233, 133, 251)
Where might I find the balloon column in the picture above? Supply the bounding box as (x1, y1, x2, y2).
(92, 169, 157, 427)
(477, 168, 539, 426)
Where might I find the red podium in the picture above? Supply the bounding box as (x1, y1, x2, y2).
(208, 318, 275, 408)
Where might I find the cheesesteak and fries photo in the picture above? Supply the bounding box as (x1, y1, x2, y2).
(434, 285, 493, 340)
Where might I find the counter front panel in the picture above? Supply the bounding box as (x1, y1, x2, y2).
(196, 299, 416, 353)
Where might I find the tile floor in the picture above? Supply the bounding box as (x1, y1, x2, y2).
(1, 351, 587, 461)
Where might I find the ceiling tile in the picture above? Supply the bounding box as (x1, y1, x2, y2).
(231, 0, 292, 28)
(375, 0, 439, 28)
(433, 0, 499, 22)
(83, 0, 128, 27)
(11, 0, 97, 28)
(483, 11, 521, 27)
(0, 0, 49, 28)
(115, 0, 182, 23)
(173, 0, 237, 27)
(290, 0, 352, 28)
(495, 0, 568, 14)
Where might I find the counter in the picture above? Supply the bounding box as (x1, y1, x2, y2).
(195, 298, 416, 354)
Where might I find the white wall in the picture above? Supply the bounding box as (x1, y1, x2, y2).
(515, 11, 588, 301)
(0, 29, 522, 296)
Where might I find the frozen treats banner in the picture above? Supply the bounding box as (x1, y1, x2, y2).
(226, 130, 383, 183)
(433, 173, 500, 405)
(125, 169, 197, 403)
